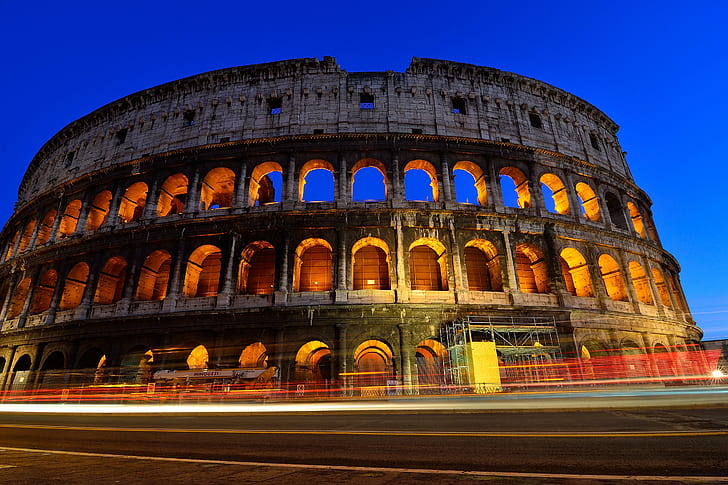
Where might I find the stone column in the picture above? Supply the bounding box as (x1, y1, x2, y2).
(0, 273, 20, 321)
(394, 215, 409, 302)
(141, 178, 160, 220)
(287, 155, 297, 202)
(163, 238, 187, 310)
(219, 234, 238, 299)
(337, 156, 348, 206)
(73, 194, 92, 235)
(106, 183, 125, 228)
(440, 159, 453, 203)
(184, 169, 201, 214)
(489, 164, 505, 209)
(0, 346, 17, 391)
(17, 268, 40, 328)
(275, 235, 290, 305)
(48, 200, 64, 243)
(501, 230, 519, 294)
(391, 156, 403, 201)
(335, 323, 349, 396)
(44, 264, 67, 326)
(448, 218, 465, 297)
(26, 218, 43, 253)
(234, 161, 247, 208)
(398, 324, 418, 395)
(9, 230, 23, 259)
(335, 229, 347, 303)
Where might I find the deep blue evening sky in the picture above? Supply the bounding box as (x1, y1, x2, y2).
(1, 1, 726, 338)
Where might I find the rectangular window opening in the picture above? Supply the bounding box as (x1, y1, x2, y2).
(529, 113, 542, 128)
(411, 129, 423, 134)
(219, 137, 230, 143)
(268, 97, 282, 115)
(115, 128, 128, 145)
(183, 110, 196, 126)
(452, 98, 467, 115)
(590, 133, 600, 150)
(313, 129, 324, 135)
(359, 93, 375, 109)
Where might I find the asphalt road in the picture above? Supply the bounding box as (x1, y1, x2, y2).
(1, 397, 728, 482)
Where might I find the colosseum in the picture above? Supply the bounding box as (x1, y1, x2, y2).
(0, 57, 703, 394)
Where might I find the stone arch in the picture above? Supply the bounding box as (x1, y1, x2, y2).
(76, 348, 107, 385)
(136, 250, 172, 301)
(9, 354, 32, 390)
(59, 262, 90, 310)
(157, 173, 188, 216)
(239, 342, 268, 368)
(353, 339, 395, 389)
(598, 254, 628, 302)
(183, 245, 222, 297)
(627, 201, 646, 238)
(351, 237, 391, 290)
(499, 167, 530, 208)
(119, 345, 153, 384)
(560, 248, 593, 297)
(36, 209, 57, 245)
(4, 230, 18, 260)
(416, 338, 446, 389)
(351, 158, 387, 202)
(187, 345, 209, 369)
(652, 343, 674, 376)
(38, 350, 66, 389)
(294, 340, 332, 383)
(18, 219, 37, 252)
(249, 162, 283, 206)
(408, 238, 448, 291)
(464, 239, 502, 291)
(86, 190, 112, 231)
(628, 261, 653, 304)
(621, 339, 648, 377)
(201, 167, 236, 210)
(94, 256, 128, 305)
(6, 277, 31, 319)
(515, 243, 549, 293)
(404, 159, 439, 202)
(575, 182, 601, 221)
(453, 161, 487, 206)
(293, 238, 333, 292)
(58, 199, 82, 238)
(118, 182, 148, 223)
(30, 269, 58, 314)
(540, 173, 570, 215)
(651, 267, 672, 308)
(605, 192, 628, 229)
(238, 241, 276, 295)
(300, 159, 335, 202)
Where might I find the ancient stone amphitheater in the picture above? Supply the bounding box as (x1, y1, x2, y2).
(0, 57, 702, 393)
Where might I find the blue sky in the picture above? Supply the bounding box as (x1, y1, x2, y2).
(1, 1, 726, 338)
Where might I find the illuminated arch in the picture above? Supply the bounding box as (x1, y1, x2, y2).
(86, 190, 112, 231)
(157, 173, 188, 216)
(18, 219, 37, 252)
(353, 339, 394, 389)
(560, 248, 593, 297)
(464, 239, 502, 291)
(118, 182, 148, 223)
(6, 277, 31, 319)
(416, 339, 447, 388)
(651, 267, 672, 308)
(351, 159, 387, 202)
(408, 238, 448, 291)
(249, 162, 283, 206)
(36, 210, 56, 246)
(238, 241, 276, 295)
(94, 256, 128, 305)
(183, 245, 222, 297)
(239, 342, 268, 368)
(598, 254, 628, 301)
(540, 173, 570, 214)
(299, 159, 335, 202)
(30, 269, 58, 314)
(136, 250, 172, 301)
(575, 182, 601, 221)
(187, 345, 209, 369)
(352, 237, 391, 290)
(453, 161, 487, 206)
(58, 199, 82, 238)
(120, 346, 153, 384)
(605, 192, 628, 229)
(404, 159, 439, 202)
(628, 261, 653, 304)
(627, 201, 647, 238)
(294, 340, 332, 382)
(201, 167, 236, 210)
(499, 167, 530, 208)
(59, 262, 90, 310)
(293, 238, 333, 292)
(515, 243, 549, 293)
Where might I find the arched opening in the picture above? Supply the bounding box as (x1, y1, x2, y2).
(4, 231, 18, 260)
(605, 192, 628, 229)
(575, 182, 601, 221)
(515, 243, 549, 293)
(352, 159, 387, 202)
(653, 343, 674, 376)
(59, 262, 89, 310)
(36, 210, 57, 245)
(668, 272, 688, 312)
(560, 248, 593, 297)
(352, 237, 391, 290)
(119, 346, 153, 384)
(499, 167, 530, 208)
(540, 173, 570, 214)
(238, 241, 276, 295)
(58, 199, 82, 238)
(628, 261, 653, 304)
(136, 250, 172, 301)
(651, 267, 672, 308)
(453, 161, 487, 205)
(409, 238, 448, 291)
(416, 339, 446, 390)
(76, 348, 107, 385)
(404, 159, 438, 202)
(94, 256, 128, 305)
(598, 254, 628, 302)
(6, 277, 31, 319)
(239, 342, 268, 368)
(157, 173, 188, 216)
(300, 160, 335, 202)
(30, 270, 57, 314)
(249, 162, 283, 206)
(580, 340, 609, 379)
(39, 351, 65, 389)
(118, 182, 148, 223)
(201, 167, 236, 210)
(293, 238, 332, 292)
(294, 340, 332, 383)
(464, 239, 502, 291)
(183, 245, 222, 297)
(187, 345, 209, 369)
(353, 339, 394, 391)
(18, 219, 37, 252)
(621, 340, 648, 377)
(9, 354, 32, 391)
(86, 190, 112, 231)
(627, 201, 647, 238)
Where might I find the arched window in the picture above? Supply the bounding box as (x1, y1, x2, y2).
(120, 346, 153, 384)
(540, 173, 570, 215)
(249, 162, 283, 206)
(628, 261, 653, 304)
(58, 199, 82, 238)
(36, 210, 56, 246)
(667, 272, 688, 312)
(201, 167, 236, 210)
(404, 160, 438, 202)
(351, 159, 387, 202)
(238, 241, 276, 295)
(515, 243, 549, 293)
(59, 262, 89, 310)
(598, 254, 628, 301)
(300, 160, 335, 202)
(559, 248, 593, 297)
(239, 342, 268, 368)
(118, 182, 148, 223)
(183, 245, 222, 297)
(30, 270, 57, 314)
(416, 339, 447, 388)
(294, 340, 332, 382)
(86, 190, 112, 231)
(157, 173, 188, 216)
(409, 238, 448, 291)
(499, 167, 530, 208)
(293, 238, 332, 292)
(136, 250, 172, 301)
(353, 339, 394, 389)
(464, 240, 502, 291)
(94, 256, 128, 305)
(651, 267, 672, 308)
(4, 231, 18, 260)
(627, 201, 646, 238)
(605, 192, 628, 229)
(575, 182, 601, 221)
(6, 277, 31, 319)
(18, 219, 37, 253)
(187, 345, 209, 369)
(352, 237, 390, 290)
(453, 161, 487, 206)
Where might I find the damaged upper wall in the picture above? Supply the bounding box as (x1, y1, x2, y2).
(18, 57, 627, 206)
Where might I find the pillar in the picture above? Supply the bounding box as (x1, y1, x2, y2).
(234, 161, 247, 207)
(184, 169, 201, 214)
